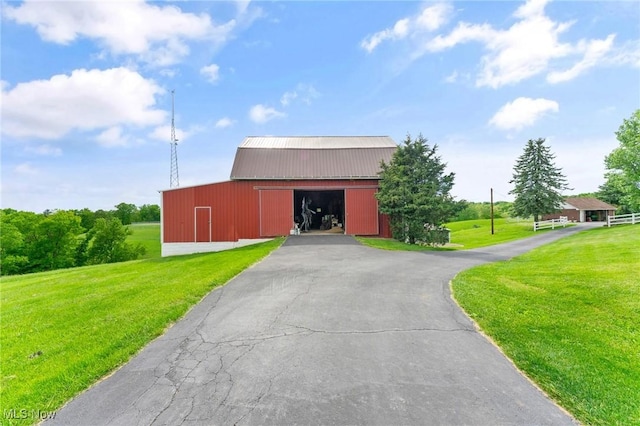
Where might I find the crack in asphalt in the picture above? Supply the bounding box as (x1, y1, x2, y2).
(117, 289, 231, 425)
(286, 324, 475, 335)
(46, 231, 589, 426)
(213, 342, 258, 424)
(232, 366, 281, 426)
(266, 274, 312, 332)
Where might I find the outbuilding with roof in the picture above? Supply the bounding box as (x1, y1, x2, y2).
(160, 136, 397, 256)
(543, 197, 617, 223)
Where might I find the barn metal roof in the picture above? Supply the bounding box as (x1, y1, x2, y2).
(231, 136, 397, 180)
(563, 197, 617, 210)
(238, 136, 397, 149)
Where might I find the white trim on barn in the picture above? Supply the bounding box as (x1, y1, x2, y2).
(160, 191, 164, 245)
(161, 239, 273, 257)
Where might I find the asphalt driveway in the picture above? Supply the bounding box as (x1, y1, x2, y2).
(48, 227, 588, 425)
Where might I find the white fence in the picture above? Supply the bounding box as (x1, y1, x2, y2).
(533, 216, 568, 231)
(607, 212, 639, 227)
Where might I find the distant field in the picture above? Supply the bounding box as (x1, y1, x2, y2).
(128, 222, 161, 258)
(452, 225, 640, 424)
(358, 218, 537, 251)
(0, 238, 283, 426)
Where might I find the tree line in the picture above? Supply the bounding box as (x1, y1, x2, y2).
(0, 203, 160, 276)
(376, 109, 639, 245)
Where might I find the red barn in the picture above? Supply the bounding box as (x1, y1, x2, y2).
(160, 136, 397, 256)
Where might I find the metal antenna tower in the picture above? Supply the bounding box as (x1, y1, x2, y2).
(169, 89, 179, 188)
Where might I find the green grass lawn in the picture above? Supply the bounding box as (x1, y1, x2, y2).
(452, 225, 640, 425)
(358, 218, 537, 251)
(127, 222, 161, 259)
(446, 217, 542, 248)
(0, 238, 283, 426)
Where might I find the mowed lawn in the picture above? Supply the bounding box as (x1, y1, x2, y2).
(452, 225, 640, 425)
(446, 217, 543, 248)
(0, 238, 283, 426)
(359, 218, 537, 251)
(127, 222, 161, 259)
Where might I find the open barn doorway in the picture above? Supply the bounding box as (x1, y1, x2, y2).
(294, 190, 344, 233)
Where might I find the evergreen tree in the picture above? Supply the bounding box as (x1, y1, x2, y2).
(509, 138, 570, 221)
(376, 133, 456, 245)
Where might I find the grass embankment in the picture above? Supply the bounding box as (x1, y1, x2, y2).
(452, 225, 640, 425)
(127, 222, 161, 259)
(358, 218, 535, 251)
(0, 238, 283, 426)
(446, 217, 542, 249)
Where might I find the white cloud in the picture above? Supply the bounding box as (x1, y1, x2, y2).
(296, 84, 321, 105)
(547, 35, 616, 83)
(249, 104, 286, 124)
(215, 117, 235, 128)
(200, 64, 220, 83)
(95, 126, 131, 147)
(361, 3, 452, 53)
(3, 0, 237, 66)
(489, 97, 559, 131)
(416, 3, 453, 32)
(422, 0, 627, 88)
(280, 83, 320, 107)
(235, 0, 251, 16)
(149, 125, 192, 143)
(444, 70, 458, 83)
(159, 68, 179, 78)
(427, 22, 496, 52)
(513, 0, 549, 19)
(280, 91, 298, 107)
(1, 67, 166, 140)
(605, 40, 640, 68)
(26, 144, 62, 157)
(361, 18, 410, 53)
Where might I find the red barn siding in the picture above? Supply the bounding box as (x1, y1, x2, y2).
(162, 179, 385, 242)
(345, 188, 379, 235)
(163, 187, 195, 242)
(259, 189, 293, 236)
(195, 207, 211, 242)
(194, 181, 238, 241)
(233, 181, 259, 239)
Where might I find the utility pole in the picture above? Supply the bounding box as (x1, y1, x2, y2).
(169, 90, 179, 188)
(490, 187, 495, 235)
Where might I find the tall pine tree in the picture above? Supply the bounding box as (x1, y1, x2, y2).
(376, 134, 456, 244)
(509, 138, 570, 221)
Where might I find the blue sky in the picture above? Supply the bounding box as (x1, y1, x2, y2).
(2, 0, 639, 212)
